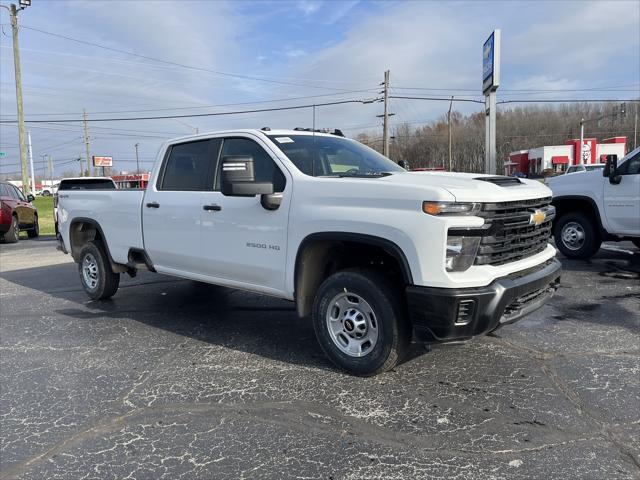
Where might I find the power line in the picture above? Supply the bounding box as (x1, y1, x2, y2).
(0, 89, 380, 118)
(393, 83, 640, 93)
(0, 99, 375, 124)
(16, 25, 375, 92)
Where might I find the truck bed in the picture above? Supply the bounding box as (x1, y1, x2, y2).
(57, 189, 145, 264)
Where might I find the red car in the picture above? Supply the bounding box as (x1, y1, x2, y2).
(0, 181, 39, 243)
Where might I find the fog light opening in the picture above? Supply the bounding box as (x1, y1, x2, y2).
(455, 299, 476, 326)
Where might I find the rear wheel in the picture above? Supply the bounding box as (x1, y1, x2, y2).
(4, 215, 19, 243)
(78, 240, 120, 300)
(27, 215, 39, 238)
(554, 212, 601, 259)
(312, 269, 411, 376)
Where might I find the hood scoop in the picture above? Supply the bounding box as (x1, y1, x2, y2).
(474, 176, 522, 187)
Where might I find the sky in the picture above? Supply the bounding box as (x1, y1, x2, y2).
(0, 0, 638, 177)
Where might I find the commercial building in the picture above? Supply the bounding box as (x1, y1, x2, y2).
(506, 136, 627, 176)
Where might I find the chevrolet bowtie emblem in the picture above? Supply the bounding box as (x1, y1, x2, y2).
(529, 209, 546, 226)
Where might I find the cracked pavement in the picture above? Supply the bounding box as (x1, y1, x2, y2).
(1, 238, 639, 479)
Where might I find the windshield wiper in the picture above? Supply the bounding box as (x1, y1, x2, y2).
(321, 172, 394, 178)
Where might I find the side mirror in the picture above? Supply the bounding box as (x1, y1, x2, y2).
(605, 156, 621, 185)
(260, 192, 283, 211)
(27, 193, 35, 202)
(398, 159, 409, 170)
(220, 155, 274, 197)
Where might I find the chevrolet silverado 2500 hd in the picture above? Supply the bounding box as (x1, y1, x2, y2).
(57, 129, 561, 376)
(548, 146, 640, 259)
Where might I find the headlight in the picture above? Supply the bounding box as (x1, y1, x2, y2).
(423, 201, 481, 216)
(446, 236, 480, 272)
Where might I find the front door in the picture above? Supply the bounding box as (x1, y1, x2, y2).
(10, 184, 34, 227)
(603, 150, 640, 235)
(142, 138, 219, 274)
(199, 135, 291, 295)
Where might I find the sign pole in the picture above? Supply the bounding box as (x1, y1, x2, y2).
(483, 29, 500, 175)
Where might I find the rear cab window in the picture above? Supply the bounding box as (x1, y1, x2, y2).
(58, 179, 117, 190)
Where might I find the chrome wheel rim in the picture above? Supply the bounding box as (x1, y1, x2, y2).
(12, 217, 19, 237)
(325, 292, 378, 357)
(82, 253, 99, 290)
(561, 222, 585, 251)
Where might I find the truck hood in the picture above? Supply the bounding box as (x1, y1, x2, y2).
(379, 171, 552, 202)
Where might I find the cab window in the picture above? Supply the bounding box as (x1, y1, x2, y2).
(620, 151, 640, 175)
(217, 138, 285, 192)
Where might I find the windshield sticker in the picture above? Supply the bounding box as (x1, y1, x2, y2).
(275, 137, 294, 144)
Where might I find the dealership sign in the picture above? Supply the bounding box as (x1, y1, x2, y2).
(483, 29, 501, 94)
(92, 156, 113, 167)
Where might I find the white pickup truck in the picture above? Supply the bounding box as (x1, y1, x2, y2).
(57, 129, 561, 376)
(548, 146, 640, 259)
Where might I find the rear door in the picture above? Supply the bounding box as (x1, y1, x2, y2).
(142, 139, 219, 274)
(603, 150, 640, 234)
(199, 135, 291, 293)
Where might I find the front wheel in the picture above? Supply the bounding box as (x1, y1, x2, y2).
(78, 241, 120, 300)
(554, 212, 601, 260)
(312, 269, 411, 376)
(27, 215, 39, 238)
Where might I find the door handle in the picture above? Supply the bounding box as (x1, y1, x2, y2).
(146, 202, 160, 208)
(203, 204, 222, 211)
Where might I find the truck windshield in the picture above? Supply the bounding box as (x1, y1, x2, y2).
(268, 134, 404, 177)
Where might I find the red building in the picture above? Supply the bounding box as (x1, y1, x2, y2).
(506, 136, 627, 176)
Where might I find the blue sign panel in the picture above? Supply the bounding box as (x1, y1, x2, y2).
(482, 30, 500, 93)
(483, 33, 494, 83)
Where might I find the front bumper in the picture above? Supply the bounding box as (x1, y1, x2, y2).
(406, 258, 561, 342)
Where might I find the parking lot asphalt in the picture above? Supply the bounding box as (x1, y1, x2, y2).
(0, 238, 638, 480)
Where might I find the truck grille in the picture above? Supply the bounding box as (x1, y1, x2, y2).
(474, 197, 554, 266)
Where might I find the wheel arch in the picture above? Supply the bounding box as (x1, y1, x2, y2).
(69, 217, 127, 273)
(552, 195, 608, 237)
(294, 232, 413, 318)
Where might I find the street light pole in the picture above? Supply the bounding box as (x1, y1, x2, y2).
(579, 117, 584, 166)
(1, 1, 32, 194)
(134, 143, 140, 173)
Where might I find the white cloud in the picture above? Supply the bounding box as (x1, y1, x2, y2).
(285, 48, 307, 59)
(296, 1, 321, 16)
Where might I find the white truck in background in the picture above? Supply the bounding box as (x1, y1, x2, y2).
(56, 129, 561, 376)
(548, 146, 640, 259)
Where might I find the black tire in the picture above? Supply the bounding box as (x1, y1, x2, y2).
(77, 240, 120, 300)
(42, 190, 51, 197)
(312, 269, 411, 376)
(632, 239, 640, 250)
(553, 212, 601, 259)
(4, 215, 19, 243)
(27, 215, 39, 238)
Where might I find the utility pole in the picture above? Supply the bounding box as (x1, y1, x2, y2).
(448, 96, 454, 171)
(3, 1, 32, 194)
(634, 102, 638, 150)
(376, 70, 394, 158)
(134, 143, 140, 173)
(82, 109, 91, 176)
(27, 130, 35, 193)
